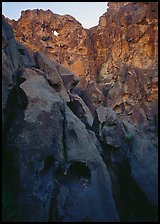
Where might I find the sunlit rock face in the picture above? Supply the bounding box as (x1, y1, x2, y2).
(2, 2, 158, 222)
(7, 9, 96, 81)
(89, 2, 158, 129)
(90, 2, 158, 72)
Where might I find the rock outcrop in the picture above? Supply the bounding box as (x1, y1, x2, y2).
(2, 16, 119, 222)
(89, 2, 158, 129)
(7, 9, 96, 81)
(7, 2, 158, 131)
(2, 2, 158, 222)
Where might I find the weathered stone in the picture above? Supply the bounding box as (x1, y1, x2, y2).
(7, 9, 96, 80)
(6, 3, 158, 130)
(34, 52, 70, 102)
(77, 81, 105, 115)
(92, 106, 118, 137)
(2, 3, 158, 222)
(58, 65, 80, 92)
(2, 16, 35, 135)
(51, 105, 120, 222)
(101, 116, 158, 209)
(6, 75, 64, 222)
(68, 93, 94, 127)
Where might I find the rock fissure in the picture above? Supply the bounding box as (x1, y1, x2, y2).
(2, 2, 158, 222)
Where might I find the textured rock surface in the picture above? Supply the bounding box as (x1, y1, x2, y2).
(90, 2, 158, 72)
(7, 9, 96, 80)
(2, 2, 158, 222)
(2, 17, 119, 222)
(89, 2, 158, 129)
(98, 108, 158, 221)
(68, 93, 94, 128)
(6, 2, 158, 131)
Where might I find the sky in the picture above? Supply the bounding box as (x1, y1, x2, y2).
(2, 2, 108, 29)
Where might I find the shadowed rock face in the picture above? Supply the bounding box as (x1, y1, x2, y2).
(2, 16, 119, 222)
(2, 2, 158, 222)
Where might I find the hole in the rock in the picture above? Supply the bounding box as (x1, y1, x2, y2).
(18, 48, 25, 55)
(67, 162, 91, 180)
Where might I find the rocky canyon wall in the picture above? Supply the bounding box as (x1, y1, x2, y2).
(7, 2, 158, 131)
(2, 2, 158, 222)
(89, 2, 158, 130)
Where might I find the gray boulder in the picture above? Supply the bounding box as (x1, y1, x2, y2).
(34, 52, 70, 102)
(50, 105, 120, 222)
(58, 65, 80, 92)
(6, 74, 64, 222)
(68, 93, 94, 127)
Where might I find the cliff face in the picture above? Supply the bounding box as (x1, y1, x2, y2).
(7, 9, 96, 81)
(90, 2, 158, 71)
(2, 16, 120, 222)
(2, 2, 158, 222)
(7, 2, 158, 76)
(89, 2, 158, 129)
(7, 2, 158, 131)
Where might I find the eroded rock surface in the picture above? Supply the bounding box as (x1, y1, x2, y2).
(2, 2, 158, 222)
(6, 2, 158, 130)
(2, 16, 119, 222)
(7, 9, 96, 80)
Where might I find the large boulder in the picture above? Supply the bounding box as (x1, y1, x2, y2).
(6, 74, 64, 221)
(57, 65, 80, 92)
(100, 110, 158, 210)
(50, 105, 119, 222)
(68, 93, 94, 127)
(4, 71, 119, 222)
(2, 16, 35, 135)
(34, 52, 70, 102)
(74, 81, 105, 115)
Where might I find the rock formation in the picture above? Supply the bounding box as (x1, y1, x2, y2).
(7, 9, 96, 81)
(2, 2, 158, 222)
(7, 2, 158, 131)
(2, 16, 119, 222)
(90, 2, 158, 130)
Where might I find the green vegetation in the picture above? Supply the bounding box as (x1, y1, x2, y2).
(124, 132, 133, 142)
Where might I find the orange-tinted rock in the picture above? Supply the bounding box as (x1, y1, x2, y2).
(89, 2, 158, 73)
(89, 2, 158, 128)
(7, 9, 96, 80)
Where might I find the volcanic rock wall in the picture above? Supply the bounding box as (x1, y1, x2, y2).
(7, 2, 158, 130)
(7, 9, 96, 81)
(2, 2, 158, 222)
(89, 2, 158, 129)
(2, 16, 119, 222)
